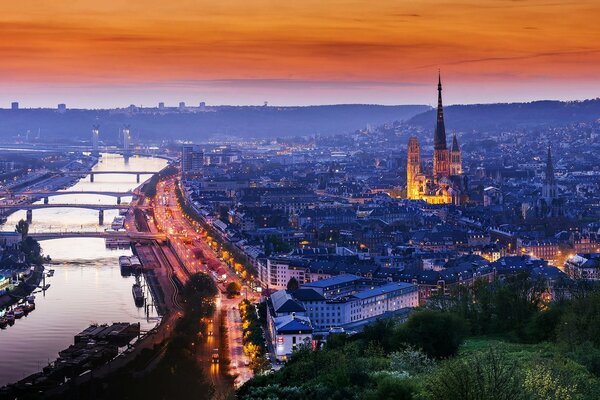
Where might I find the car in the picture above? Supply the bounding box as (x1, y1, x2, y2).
(208, 330, 213, 336)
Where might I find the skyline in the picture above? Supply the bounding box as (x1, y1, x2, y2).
(1, 0, 600, 107)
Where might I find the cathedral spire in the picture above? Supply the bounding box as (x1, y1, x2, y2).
(546, 145, 555, 184)
(451, 134, 459, 152)
(434, 71, 447, 151)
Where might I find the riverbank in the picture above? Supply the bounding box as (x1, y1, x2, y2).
(0, 263, 44, 310)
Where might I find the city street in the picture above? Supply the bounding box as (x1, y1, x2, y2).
(151, 176, 257, 388)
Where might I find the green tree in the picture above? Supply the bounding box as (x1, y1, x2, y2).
(226, 281, 242, 298)
(398, 310, 468, 359)
(425, 348, 524, 400)
(15, 219, 29, 241)
(286, 277, 299, 291)
(369, 376, 415, 400)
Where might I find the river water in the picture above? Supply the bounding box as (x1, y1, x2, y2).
(0, 153, 167, 386)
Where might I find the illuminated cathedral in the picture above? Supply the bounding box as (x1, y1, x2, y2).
(406, 74, 464, 205)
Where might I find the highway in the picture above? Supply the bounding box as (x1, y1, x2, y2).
(151, 176, 257, 391)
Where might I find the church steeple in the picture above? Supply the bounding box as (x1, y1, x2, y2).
(542, 145, 557, 201)
(434, 71, 447, 151)
(433, 71, 450, 179)
(545, 145, 555, 185)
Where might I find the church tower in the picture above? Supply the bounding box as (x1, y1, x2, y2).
(542, 146, 557, 201)
(450, 134, 462, 175)
(407, 136, 421, 199)
(433, 73, 450, 179)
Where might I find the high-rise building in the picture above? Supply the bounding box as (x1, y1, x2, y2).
(57, 103, 67, 113)
(122, 126, 131, 152)
(450, 134, 462, 175)
(158, 102, 165, 110)
(181, 145, 204, 174)
(179, 102, 186, 111)
(92, 125, 100, 150)
(433, 73, 450, 179)
(11, 102, 18, 110)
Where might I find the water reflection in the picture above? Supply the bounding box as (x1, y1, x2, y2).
(0, 153, 167, 387)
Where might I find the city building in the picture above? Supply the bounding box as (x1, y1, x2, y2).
(564, 253, 600, 280)
(266, 274, 418, 360)
(57, 103, 67, 113)
(11, 102, 18, 110)
(181, 145, 204, 174)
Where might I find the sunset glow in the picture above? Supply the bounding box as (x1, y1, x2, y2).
(2, 0, 600, 106)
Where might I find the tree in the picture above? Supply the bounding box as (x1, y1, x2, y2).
(398, 310, 468, 359)
(226, 281, 242, 298)
(286, 277, 299, 291)
(425, 348, 524, 400)
(15, 219, 29, 241)
(389, 346, 434, 375)
(369, 377, 415, 400)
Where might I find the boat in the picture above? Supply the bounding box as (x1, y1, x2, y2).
(26, 294, 35, 303)
(14, 307, 24, 319)
(0, 317, 7, 329)
(23, 303, 35, 313)
(132, 283, 144, 307)
(5, 311, 15, 323)
(47, 269, 55, 277)
(111, 216, 126, 230)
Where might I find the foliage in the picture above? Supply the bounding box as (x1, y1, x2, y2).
(398, 310, 468, 359)
(286, 277, 299, 291)
(239, 299, 268, 374)
(21, 236, 44, 264)
(226, 281, 242, 298)
(425, 348, 523, 400)
(389, 346, 434, 375)
(15, 219, 29, 241)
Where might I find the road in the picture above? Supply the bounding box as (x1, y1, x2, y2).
(150, 176, 257, 393)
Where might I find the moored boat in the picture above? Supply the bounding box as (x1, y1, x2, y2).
(14, 307, 24, 319)
(132, 283, 144, 307)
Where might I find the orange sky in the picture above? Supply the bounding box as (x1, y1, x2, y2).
(2, 0, 599, 107)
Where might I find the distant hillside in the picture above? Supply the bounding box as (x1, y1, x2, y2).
(407, 98, 600, 132)
(0, 104, 429, 143)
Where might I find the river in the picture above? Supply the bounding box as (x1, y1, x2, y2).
(0, 153, 167, 387)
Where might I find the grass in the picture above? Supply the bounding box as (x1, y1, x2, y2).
(459, 336, 561, 364)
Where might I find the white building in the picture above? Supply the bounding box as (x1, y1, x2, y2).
(267, 291, 313, 361)
(266, 274, 419, 360)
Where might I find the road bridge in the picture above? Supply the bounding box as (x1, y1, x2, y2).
(0, 190, 135, 204)
(29, 231, 167, 241)
(59, 170, 157, 183)
(0, 203, 130, 225)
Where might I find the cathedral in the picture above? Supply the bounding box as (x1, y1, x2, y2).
(406, 74, 464, 205)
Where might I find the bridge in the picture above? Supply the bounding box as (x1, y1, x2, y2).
(0, 203, 130, 224)
(60, 171, 157, 183)
(29, 231, 167, 241)
(0, 190, 135, 204)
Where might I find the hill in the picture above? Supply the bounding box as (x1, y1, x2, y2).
(0, 105, 429, 143)
(407, 98, 600, 132)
